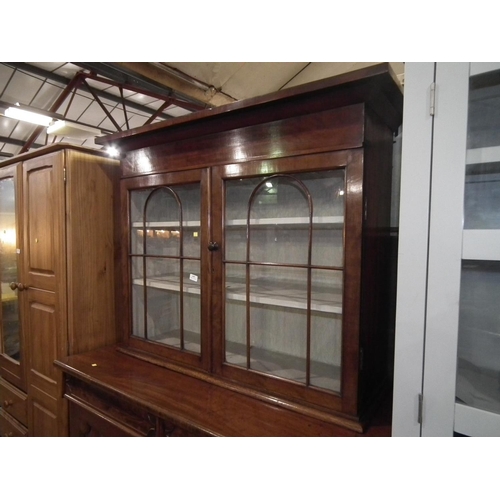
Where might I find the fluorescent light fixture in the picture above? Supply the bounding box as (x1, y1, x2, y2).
(4, 106, 53, 126)
(47, 120, 102, 140)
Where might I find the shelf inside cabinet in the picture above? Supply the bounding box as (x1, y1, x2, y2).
(462, 230, 500, 261)
(131, 215, 344, 229)
(466, 146, 500, 165)
(225, 215, 344, 228)
(132, 221, 200, 228)
(133, 276, 343, 314)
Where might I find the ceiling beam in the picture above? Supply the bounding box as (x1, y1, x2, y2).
(111, 62, 236, 107)
(3, 63, 187, 120)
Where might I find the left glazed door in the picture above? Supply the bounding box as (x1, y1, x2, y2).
(0, 163, 26, 391)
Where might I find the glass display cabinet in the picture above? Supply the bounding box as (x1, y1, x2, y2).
(0, 164, 25, 389)
(393, 62, 500, 437)
(58, 64, 403, 436)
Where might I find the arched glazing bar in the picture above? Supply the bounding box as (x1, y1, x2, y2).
(245, 174, 314, 385)
(141, 186, 185, 348)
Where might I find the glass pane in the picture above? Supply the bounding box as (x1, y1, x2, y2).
(0, 177, 20, 361)
(146, 257, 181, 346)
(224, 169, 344, 391)
(456, 262, 500, 414)
(225, 170, 345, 267)
(131, 184, 201, 257)
(464, 163, 500, 229)
(464, 71, 500, 229)
(129, 182, 201, 356)
(183, 259, 201, 354)
(310, 270, 343, 393)
(224, 263, 343, 390)
(455, 68, 500, 420)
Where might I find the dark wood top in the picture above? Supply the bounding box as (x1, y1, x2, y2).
(0, 143, 111, 168)
(95, 63, 403, 153)
(55, 346, 391, 437)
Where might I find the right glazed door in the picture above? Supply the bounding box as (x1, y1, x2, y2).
(212, 150, 363, 415)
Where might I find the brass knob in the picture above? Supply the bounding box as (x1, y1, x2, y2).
(9, 282, 17, 290)
(3, 399, 13, 408)
(17, 283, 27, 292)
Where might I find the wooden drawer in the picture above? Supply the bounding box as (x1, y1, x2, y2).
(68, 398, 142, 437)
(0, 377, 27, 427)
(65, 376, 211, 437)
(66, 377, 158, 436)
(0, 408, 28, 437)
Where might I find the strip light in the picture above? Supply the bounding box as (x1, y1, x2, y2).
(4, 106, 53, 126)
(47, 120, 102, 140)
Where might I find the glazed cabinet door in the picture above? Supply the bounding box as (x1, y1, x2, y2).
(401, 63, 500, 436)
(122, 168, 211, 371)
(211, 151, 363, 415)
(0, 163, 26, 391)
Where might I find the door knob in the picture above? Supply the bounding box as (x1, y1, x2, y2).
(208, 241, 219, 251)
(9, 282, 27, 291)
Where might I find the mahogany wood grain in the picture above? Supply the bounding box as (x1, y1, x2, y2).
(120, 105, 364, 178)
(65, 149, 119, 354)
(96, 63, 402, 153)
(78, 66, 402, 437)
(56, 347, 361, 436)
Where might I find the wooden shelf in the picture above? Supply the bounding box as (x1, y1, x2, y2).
(133, 276, 343, 314)
(462, 229, 500, 261)
(466, 146, 500, 165)
(132, 221, 200, 228)
(132, 215, 344, 229)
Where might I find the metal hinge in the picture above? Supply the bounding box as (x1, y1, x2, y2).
(429, 82, 436, 116)
(63, 167, 66, 183)
(418, 393, 424, 424)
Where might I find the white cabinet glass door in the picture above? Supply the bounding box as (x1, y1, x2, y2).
(454, 65, 500, 436)
(395, 62, 500, 437)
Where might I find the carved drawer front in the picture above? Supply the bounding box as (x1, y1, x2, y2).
(0, 378, 27, 427)
(66, 377, 158, 436)
(68, 399, 142, 437)
(0, 408, 28, 437)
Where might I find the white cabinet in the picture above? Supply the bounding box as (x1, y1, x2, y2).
(393, 62, 500, 437)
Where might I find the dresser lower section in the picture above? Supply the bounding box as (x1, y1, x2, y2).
(56, 346, 391, 437)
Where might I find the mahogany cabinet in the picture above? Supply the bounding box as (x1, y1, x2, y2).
(0, 145, 119, 436)
(59, 63, 403, 436)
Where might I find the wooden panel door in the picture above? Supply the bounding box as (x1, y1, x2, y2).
(26, 286, 64, 436)
(22, 152, 67, 436)
(22, 152, 66, 293)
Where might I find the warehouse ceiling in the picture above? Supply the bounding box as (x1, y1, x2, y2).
(0, 62, 404, 159)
